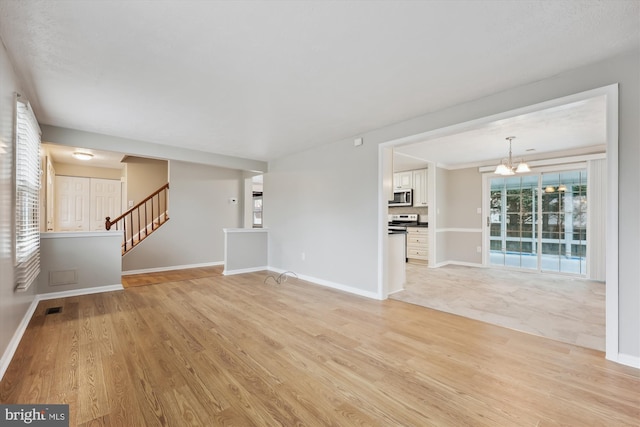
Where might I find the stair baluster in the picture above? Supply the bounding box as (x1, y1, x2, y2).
(105, 183, 170, 255)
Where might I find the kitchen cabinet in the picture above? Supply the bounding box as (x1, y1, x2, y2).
(407, 226, 428, 262)
(412, 168, 428, 206)
(393, 171, 413, 189)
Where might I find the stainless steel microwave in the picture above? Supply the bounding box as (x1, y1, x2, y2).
(389, 189, 412, 207)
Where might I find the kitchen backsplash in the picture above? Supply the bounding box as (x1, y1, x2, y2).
(389, 206, 428, 217)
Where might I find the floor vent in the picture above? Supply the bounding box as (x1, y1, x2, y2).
(45, 307, 62, 315)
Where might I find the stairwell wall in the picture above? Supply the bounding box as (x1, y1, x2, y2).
(123, 156, 168, 207)
(122, 160, 244, 272)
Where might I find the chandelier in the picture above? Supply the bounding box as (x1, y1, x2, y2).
(494, 136, 530, 175)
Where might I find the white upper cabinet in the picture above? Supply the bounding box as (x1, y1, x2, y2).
(393, 171, 413, 189)
(392, 168, 428, 205)
(412, 168, 428, 206)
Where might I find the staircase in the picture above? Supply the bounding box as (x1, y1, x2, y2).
(105, 183, 170, 255)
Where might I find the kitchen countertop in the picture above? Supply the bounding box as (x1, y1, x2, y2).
(389, 222, 428, 228)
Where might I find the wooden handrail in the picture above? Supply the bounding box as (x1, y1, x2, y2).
(106, 183, 170, 255)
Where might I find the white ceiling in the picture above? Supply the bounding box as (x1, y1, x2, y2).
(395, 95, 607, 170)
(43, 144, 125, 169)
(0, 1, 638, 162)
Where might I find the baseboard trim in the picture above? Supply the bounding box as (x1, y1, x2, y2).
(269, 267, 381, 300)
(0, 298, 39, 382)
(613, 353, 640, 369)
(223, 266, 269, 276)
(431, 260, 484, 268)
(38, 284, 124, 301)
(122, 261, 224, 276)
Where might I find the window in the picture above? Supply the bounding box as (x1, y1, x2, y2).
(488, 168, 588, 275)
(14, 96, 41, 291)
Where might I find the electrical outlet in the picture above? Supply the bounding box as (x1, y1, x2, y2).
(301, 252, 306, 261)
(477, 246, 482, 253)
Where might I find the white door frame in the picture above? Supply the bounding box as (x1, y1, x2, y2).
(378, 83, 619, 363)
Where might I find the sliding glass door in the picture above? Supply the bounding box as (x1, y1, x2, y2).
(488, 169, 587, 275)
(540, 170, 588, 274)
(489, 175, 538, 270)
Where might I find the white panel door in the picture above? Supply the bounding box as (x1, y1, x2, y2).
(55, 176, 91, 231)
(90, 178, 122, 231)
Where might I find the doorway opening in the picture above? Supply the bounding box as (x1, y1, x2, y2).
(378, 84, 618, 359)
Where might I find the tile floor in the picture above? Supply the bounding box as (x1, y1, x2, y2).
(390, 263, 605, 351)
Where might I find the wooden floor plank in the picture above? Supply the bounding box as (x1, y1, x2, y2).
(1, 267, 638, 426)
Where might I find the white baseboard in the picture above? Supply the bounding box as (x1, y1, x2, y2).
(431, 260, 484, 268)
(122, 261, 224, 276)
(613, 353, 640, 369)
(38, 284, 124, 301)
(223, 266, 269, 276)
(0, 298, 39, 382)
(268, 267, 381, 300)
(0, 283, 124, 382)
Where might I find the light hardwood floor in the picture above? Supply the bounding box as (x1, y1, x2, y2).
(1, 267, 637, 426)
(392, 263, 605, 351)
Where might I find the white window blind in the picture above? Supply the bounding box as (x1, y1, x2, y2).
(15, 97, 41, 291)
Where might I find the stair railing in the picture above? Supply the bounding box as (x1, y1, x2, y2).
(106, 183, 170, 254)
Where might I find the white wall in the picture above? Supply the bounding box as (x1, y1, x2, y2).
(38, 232, 122, 294)
(0, 39, 38, 376)
(42, 125, 267, 173)
(266, 139, 380, 296)
(122, 161, 244, 272)
(436, 167, 483, 265)
(223, 229, 268, 274)
(123, 156, 168, 206)
(265, 49, 640, 361)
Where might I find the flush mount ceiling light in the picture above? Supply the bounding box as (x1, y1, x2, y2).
(72, 151, 93, 161)
(494, 136, 530, 176)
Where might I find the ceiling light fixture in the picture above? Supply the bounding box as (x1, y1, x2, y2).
(72, 152, 93, 161)
(494, 136, 530, 175)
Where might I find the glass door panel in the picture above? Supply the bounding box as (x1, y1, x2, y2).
(489, 169, 586, 276)
(540, 171, 587, 274)
(489, 175, 538, 270)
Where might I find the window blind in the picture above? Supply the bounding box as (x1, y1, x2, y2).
(15, 97, 41, 291)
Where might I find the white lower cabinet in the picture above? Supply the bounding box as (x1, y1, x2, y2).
(407, 227, 428, 262)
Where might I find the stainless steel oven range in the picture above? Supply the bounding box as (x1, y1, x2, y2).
(388, 214, 419, 262)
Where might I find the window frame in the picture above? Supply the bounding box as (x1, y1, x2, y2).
(14, 94, 41, 292)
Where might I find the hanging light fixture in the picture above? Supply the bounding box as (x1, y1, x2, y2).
(494, 136, 530, 175)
